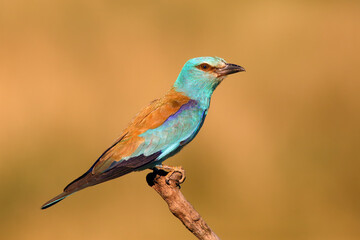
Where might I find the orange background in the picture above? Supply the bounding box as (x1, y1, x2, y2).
(1, 1, 359, 239)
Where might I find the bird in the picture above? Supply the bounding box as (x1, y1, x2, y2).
(41, 56, 245, 209)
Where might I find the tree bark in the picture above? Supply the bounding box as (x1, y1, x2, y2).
(146, 168, 220, 240)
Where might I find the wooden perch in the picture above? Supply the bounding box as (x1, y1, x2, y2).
(146, 167, 220, 240)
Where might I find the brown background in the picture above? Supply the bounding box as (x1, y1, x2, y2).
(1, 1, 359, 239)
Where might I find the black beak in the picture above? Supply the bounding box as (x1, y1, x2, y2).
(216, 63, 246, 77)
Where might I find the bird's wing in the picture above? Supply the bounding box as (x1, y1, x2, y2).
(64, 89, 204, 192)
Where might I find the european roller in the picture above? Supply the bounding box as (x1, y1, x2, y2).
(41, 57, 245, 209)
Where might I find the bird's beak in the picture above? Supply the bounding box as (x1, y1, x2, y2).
(216, 63, 246, 77)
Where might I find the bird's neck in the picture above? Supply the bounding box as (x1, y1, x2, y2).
(173, 76, 220, 109)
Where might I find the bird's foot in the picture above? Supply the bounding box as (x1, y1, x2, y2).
(153, 165, 186, 186)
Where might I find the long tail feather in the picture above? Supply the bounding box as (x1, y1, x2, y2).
(41, 192, 74, 210)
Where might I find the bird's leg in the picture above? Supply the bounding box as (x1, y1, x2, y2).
(153, 165, 186, 186)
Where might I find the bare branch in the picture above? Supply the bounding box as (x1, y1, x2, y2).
(146, 168, 220, 240)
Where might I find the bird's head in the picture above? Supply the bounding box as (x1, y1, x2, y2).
(174, 57, 245, 102)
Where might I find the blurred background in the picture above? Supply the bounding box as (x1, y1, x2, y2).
(1, 0, 359, 239)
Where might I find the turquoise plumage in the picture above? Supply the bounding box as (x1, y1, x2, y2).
(41, 56, 245, 209)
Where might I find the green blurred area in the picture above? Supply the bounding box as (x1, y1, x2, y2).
(1, 0, 359, 239)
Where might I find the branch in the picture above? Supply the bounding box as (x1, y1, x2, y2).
(146, 168, 220, 240)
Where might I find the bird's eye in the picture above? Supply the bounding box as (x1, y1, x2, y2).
(196, 63, 214, 72)
(199, 63, 210, 71)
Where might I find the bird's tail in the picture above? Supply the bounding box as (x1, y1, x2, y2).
(41, 191, 74, 210)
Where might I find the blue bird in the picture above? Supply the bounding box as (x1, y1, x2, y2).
(41, 57, 245, 209)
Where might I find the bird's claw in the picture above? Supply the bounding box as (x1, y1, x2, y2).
(154, 165, 186, 186)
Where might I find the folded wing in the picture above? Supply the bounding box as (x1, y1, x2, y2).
(64, 89, 204, 193)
